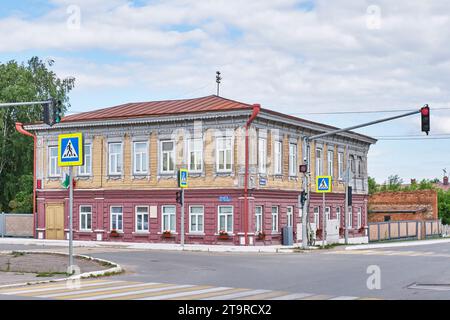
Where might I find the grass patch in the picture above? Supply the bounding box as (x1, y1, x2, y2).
(36, 271, 69, 278)
(11, 251, 26, 258)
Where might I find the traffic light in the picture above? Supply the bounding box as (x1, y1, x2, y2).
(347, 186, 352, 206)
(52, 99, 63, 124)
(176, 191, 183, 205)
(43, 103, 52, 126)
(300, 191, 307, 206)
(421, 104, 430, 135)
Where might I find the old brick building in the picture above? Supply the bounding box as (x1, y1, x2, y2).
(22, 95, 376, 245)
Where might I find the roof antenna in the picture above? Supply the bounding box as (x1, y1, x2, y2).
(216, 71, 222, 96)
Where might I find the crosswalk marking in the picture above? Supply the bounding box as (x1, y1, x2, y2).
(0, 279, 376, 300)
(325, 249, 450, 258)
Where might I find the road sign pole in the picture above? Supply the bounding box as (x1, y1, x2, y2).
(69, 166, 74, 270)
(344, 148, 349, 245)
(322, 192, 326, 247)
(301, 137, 310, 249)
(181, 188, 185, 248)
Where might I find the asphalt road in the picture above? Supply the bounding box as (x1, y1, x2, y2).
(1, 241, 450, 299)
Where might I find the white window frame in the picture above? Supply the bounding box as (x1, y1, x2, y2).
(189, 205, 204, 233)
(314, 207, 320, 226)
(135, 206, 149, 232)
(338, 152, 344, 180)
(325, 207, 331, 221)
(218, 205, 233, 233)
(289, 143, 297, 176)
(160, 140, 175, 174)
(328, 150, 334, 177)
(161, 205, 176, 232)
(348, 207, 353, 228)
(108, 142, 123, 176)
(78, 143, 92, 176)
(271, 206, 279, 232)
(133, 141, 149, 175)
(315, 148, 323, 177)
(187, 138, 203, 173)
(255, 206, 263, 233)
(79, 205, 92, 231)
(336, 207, 341, 225)
(357, 207, 362, 229)
(287, 206, 294, 227)
(110, 206, 123, 232)
(273, 140, 282, 175)
(216, 136, 233, 173)
(48, 146, 61, 177)
(258, 138, 267, 174)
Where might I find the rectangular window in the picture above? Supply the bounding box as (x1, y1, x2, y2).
(287, 206, 293, 227)
(348, 207, 353, 228)
(49, 146, 61, 177)
(79, 206, 92, 231)
(258, 138, 267, 174)
(338, 152, 344, 180)
(289, 143, 297, 176)
(255, 206, 263, 233)
(133, 141, 148, 175)
(188, 138, 203, 172)
(162, 205, 176, 232)
(189, 206, 204, 233)
(216, 137, 232, 172)
(160, 141, 175, 173)
(313, 207, 320, 226)
(271, 206, 279, 232)
(336, 207, 341, 225)
(218, 206, 233, 233)
(108, 142, 123, 175)
(328, 150, 334, 177)
(316, 148, 323, 177)
(274, 141, 282, 174)
(110, 206, 123, 231)
(78, 144, 92, 176)
(135, 206, 149, 232)
(325, 207, 331, 221)
(357, 207, 362, 229)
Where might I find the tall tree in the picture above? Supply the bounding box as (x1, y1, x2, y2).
(0, 57, 75, 212)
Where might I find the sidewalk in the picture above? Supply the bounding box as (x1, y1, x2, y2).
(0, 238, 302, 253)
(344, 238, 450, 251)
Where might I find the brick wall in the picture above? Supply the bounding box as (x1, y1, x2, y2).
(368, 190, 438, 222)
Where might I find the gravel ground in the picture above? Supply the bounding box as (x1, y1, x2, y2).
(0, 252, 111, 280)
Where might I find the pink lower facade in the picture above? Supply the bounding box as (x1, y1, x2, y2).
(36, 188, 368, 245)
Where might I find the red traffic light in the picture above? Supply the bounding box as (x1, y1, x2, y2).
(421, 105, 429, 116)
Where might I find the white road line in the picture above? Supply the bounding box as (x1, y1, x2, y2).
(37, 282, 159, 298)
(202, 289, 270, 300)
(77, 284, 195, 300)
(137, 286, 231, 300)
(0, 280, 124, 295)
(329, 296, 359, 300)
(270, 293, 313, 300)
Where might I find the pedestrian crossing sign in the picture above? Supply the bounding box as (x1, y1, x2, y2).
(58, 133, 84, 167)
(178, 168, 188, 188)
(316, 176, 332, 193)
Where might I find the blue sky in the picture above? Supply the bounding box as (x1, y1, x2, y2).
(1, 0, 450, 183)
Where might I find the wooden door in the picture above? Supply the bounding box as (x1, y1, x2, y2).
(45, 204, 65, 240)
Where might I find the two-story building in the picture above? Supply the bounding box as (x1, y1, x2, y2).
(21, 95, 376, 245)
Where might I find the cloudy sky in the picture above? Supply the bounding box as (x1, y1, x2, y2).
(1, 0, 450, 183)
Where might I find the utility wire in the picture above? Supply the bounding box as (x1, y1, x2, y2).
(289, 107, 450, 115)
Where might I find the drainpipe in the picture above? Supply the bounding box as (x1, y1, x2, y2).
(15, 122, 37, 239)
(244, 104, 261, 246)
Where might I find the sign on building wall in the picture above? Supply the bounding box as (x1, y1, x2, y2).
(58, 133, 84, 167)
(316, 176, 332, 193)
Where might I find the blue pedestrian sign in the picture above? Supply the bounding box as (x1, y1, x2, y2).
(316, 176, 332, 193)
(178, 169, 188, 188)
(58, 133, 84, 167)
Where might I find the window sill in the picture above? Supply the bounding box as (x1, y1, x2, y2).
(132, 174, 149, 180)
(157, 232, 178, 235)
(107, 175, 123, 180)
(132, 231, 150, 235)
(214, 233, 234, 236)
(47, 176, 62, 180)
(109, 230, 124, 234)
(77, 175, 92, 180)
(271, 232, 281, 235)
(77, 230, 93, 233)
(187, 233, 205, 237)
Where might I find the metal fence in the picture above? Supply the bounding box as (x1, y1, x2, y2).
(0, 212, 33, 238)
(368, 220, 443, 242)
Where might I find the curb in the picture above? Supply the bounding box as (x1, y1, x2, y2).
(0, 250, 122, 289)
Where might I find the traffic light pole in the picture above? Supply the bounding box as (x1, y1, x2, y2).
(0, 100, 51, 108)
(181, 188, 185, 248)
(301, 107, 426, 249)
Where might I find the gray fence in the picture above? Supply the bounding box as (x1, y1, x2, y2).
(0, 212, 33, 238)
(368, 220, 443, 242)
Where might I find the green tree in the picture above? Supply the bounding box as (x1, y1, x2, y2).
(0, 57, 75, 212)
(368, 176, 378, 194)
(386, 174, 403, 191)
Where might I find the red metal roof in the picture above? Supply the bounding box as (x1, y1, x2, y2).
(62, 95, 253, 123)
